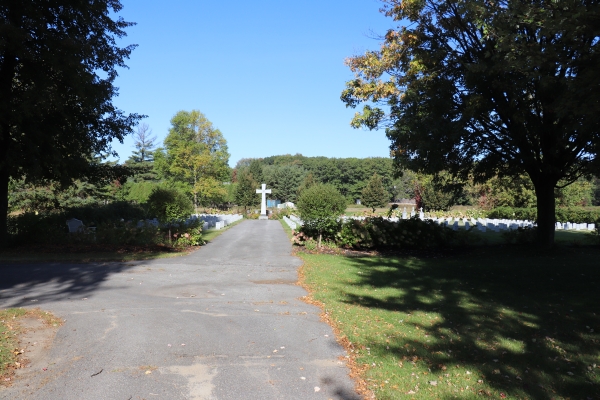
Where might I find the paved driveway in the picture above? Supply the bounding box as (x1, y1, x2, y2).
(0, 220, 360, 400)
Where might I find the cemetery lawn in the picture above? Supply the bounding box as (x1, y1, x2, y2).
(299, 246, 600, 399)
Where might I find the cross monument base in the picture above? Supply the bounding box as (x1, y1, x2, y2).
(259, 215, 268, 220)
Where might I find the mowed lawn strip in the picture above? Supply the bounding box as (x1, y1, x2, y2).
(299, 246, 600, 399)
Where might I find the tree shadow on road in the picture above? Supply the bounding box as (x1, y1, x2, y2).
(0, 262, 137, 308)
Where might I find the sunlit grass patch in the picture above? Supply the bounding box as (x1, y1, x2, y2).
(299, 246, 600, 399)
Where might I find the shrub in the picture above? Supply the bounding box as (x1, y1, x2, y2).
(297, 184, 346, 247)
(146, 187, 193, 224)
(336, 216, 457, 250)
(169, 220, 204, 247)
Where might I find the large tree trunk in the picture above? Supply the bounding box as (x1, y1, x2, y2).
(533, 177, 556, 248)
(0, 170, 8, 248)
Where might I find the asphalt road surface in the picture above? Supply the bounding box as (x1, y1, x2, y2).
(0, 220, 361, 400)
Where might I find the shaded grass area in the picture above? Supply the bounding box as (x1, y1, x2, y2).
(299, 246, 600, 399)
(0, 308, 63, 383)
(462, 227, 595, 246)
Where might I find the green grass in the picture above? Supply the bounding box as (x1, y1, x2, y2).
(279, 218, 294, 239)
(202, 218, 245, 242)
(0, 308, 63, 381)
(468, 228, 595, 246)
(0, 308, 27, 379)
(299, 246, 600, 399)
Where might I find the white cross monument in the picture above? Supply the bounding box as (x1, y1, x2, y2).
(256, 183, 271, 220)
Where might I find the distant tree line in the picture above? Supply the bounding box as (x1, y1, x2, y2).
(232, 154, 600, 212)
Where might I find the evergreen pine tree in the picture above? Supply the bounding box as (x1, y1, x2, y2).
(361, 173, 388, 213)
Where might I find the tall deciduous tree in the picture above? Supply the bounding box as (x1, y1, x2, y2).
(0, 1, 143, 244)
(342, 0, 600, 247)
(155, 110, 230, 212)
(234, 169, 258, 212)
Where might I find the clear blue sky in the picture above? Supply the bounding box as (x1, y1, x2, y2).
(111, 0, 393, 167)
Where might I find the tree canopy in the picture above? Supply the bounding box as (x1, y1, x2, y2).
(342, 0, 600, 246)
(0, 1, 143, 244)
(155, 110, 230, 212)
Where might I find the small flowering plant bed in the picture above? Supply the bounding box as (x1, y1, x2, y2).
(299, 246, 600, 399)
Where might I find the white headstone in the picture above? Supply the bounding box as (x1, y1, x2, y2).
(66, 218, 84, 233)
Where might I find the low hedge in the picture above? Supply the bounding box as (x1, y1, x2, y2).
(296, 216, 471, 250)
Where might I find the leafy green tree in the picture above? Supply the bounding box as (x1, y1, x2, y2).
(342, 0, 600, 247)
(361, 173, 389, 212)
(297, 184, 346, 247)
(146, 186, 193, 244)
(155, 110, 230, 212)
(556, 178, 594, 207)
(0, 1, 143, 245)
(465, 175, 537, 210)
(593, 177, 600, 206)
(390, 170, 417, 202)
(235, 169, 258, 212)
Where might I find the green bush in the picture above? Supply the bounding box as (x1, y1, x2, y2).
(7, 212, 69, 245)
(93, 221, 163, 246)
(169, 219, 204, 247)
(6, 200, 205, 248)
(336, 217, 457, 250)
(146, 187, 193, 224)
(297, 184, 346, 246)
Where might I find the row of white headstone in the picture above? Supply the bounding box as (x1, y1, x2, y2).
(283, 216, 298, 230)
(190, 214, 243, 230)
(283, 214, 596, 233)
